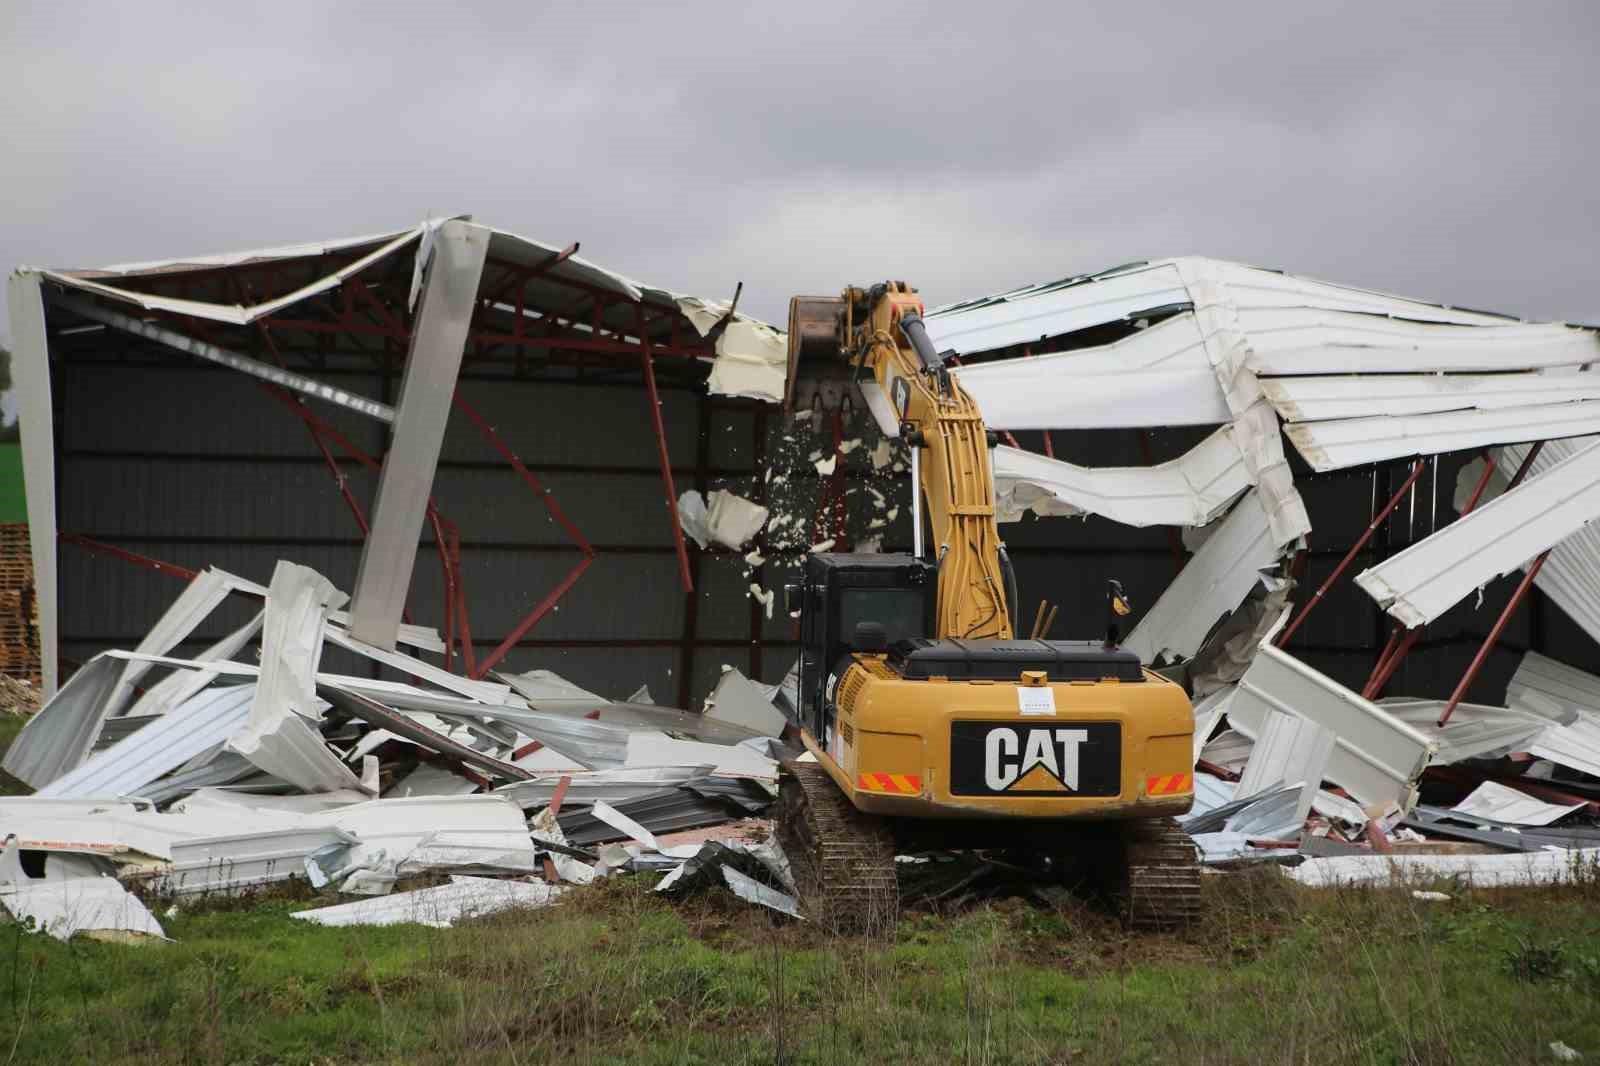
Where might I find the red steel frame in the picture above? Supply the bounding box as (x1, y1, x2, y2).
(1362, 443, 1544, 701)
(1276, 457, 1425, 649)
(59, 243, 718, 678)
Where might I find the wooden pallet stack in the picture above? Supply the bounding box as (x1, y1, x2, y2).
(0, 524, 39, 684)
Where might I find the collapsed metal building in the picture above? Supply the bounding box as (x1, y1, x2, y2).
(8, 224, 1600, 732)
(7, 225, 1600, 934)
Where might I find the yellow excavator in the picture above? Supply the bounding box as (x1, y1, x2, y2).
(776, 282, 1199, 930)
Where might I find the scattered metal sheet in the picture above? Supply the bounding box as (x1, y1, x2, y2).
(320, 685, 533, 782)
(1356, 438, 1600, 626)
(1287, 847, 1600, 888)
(1124, 492, 1281, 664)
(325, 628, 512, 704)
(0, 653, 124, 789)
(1404, 805, 1600, 853)
(153, 825, 356, 896)
(495, 766, 709, 810)
(560, 789, 759, 848)
(0, 841, 167, 942)
(704, 668, 787, 738)
(387, 762, 481, 799)
(950, 312, 1231, 428)
(291, 874, 562, 928)
(1377, 699, 1554, 764)
(104, 568, 250, 718)
(1507, 651, 1600, 722)
(1227, 645, 1436, 813)
(1189, 687, 1233, 764)
(124, 612, 265, 721)
(37, 684, 255, 799)
(623, 732, 777, 780)
(1200, 729, 1253, 774)
(721, 865, 802, 918)
(1191, 832, 1298, 867)
(992, 425, 1249, 527)
(1234, 710, 1335, 829)
(1451, 781, 1584, 826)
(1527, 712, 1600, 780)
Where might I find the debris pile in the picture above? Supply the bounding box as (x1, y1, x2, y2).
(0, 561, 797, 940)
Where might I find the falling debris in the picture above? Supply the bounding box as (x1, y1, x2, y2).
(814, 455, 837, 476)
(748, 583, 775, 619)
(677, 489, 770, 550)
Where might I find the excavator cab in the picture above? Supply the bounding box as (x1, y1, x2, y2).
(790, 553, 935, 746)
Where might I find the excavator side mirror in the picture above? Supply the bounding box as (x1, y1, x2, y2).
(1105, 579, 1132, 649)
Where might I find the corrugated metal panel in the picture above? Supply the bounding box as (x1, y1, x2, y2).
(37, 684, 255, 798)
(1242, 315, 1598, 376)
(925, 261, 1192, 355)
(1286, 402, 1600, 472)
(1451, 781, 1584, 826)
(1527, 712, 1600, 778)
(1356, 439, 1600, 626)
(1508, 651, 1600, 720)
(950, 313, 1230, 428)
(1495, 439, 1600, 651)
(1228, 645, 1436, 811)
(992, 426, 1248, 527)
(1263, 369, 1600, 422)
(1124, 491, 1280, 664)
(1234, 710, 1335, 828)
(291, 874, 562, 928)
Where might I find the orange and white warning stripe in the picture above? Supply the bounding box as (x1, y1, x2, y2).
(1145, 772, 1191, 796)
(857, 772, 922, 795)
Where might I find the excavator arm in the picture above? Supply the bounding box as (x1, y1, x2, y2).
(814, 282, 1013, 640)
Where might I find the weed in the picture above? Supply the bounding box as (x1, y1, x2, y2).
(1503, 936, 1569, 982)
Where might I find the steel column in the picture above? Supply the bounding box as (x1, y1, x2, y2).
(636, 303, 694, 592)
(350, 220, 489, 649)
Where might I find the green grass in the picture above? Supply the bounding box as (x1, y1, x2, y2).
(0, 713, 28, 795)
(1, 870, 1597, 1064)
(0, 441, 23, 524)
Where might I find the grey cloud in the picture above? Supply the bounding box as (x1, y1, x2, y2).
(1, 1, 1595, 340)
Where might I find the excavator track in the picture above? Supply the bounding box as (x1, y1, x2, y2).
(1115, 817, 1202, 931)
(775, 760, 899, 934)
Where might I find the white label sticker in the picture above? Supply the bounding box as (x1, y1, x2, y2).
(1017, 687, 1056, 716)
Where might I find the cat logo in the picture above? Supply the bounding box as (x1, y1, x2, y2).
(949, 720, 1121, 797)
(984, 726, 1088, 792)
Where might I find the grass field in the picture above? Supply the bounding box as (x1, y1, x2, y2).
(0, 442, 24, 524)
(2, 718, 1599, 1064)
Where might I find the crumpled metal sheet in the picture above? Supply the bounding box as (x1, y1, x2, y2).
(290, 874, 562, 928)
(37, 684, 255, 799)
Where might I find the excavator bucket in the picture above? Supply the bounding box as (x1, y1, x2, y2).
(784, 295, 853, 420)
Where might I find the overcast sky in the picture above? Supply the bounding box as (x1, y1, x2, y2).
(3, 2, 1596, 345)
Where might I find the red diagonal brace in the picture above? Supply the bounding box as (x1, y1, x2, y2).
(1437, 549, 1550, 727)
(636, 303, 693, 592)
(1278, 457, 1425, 648)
